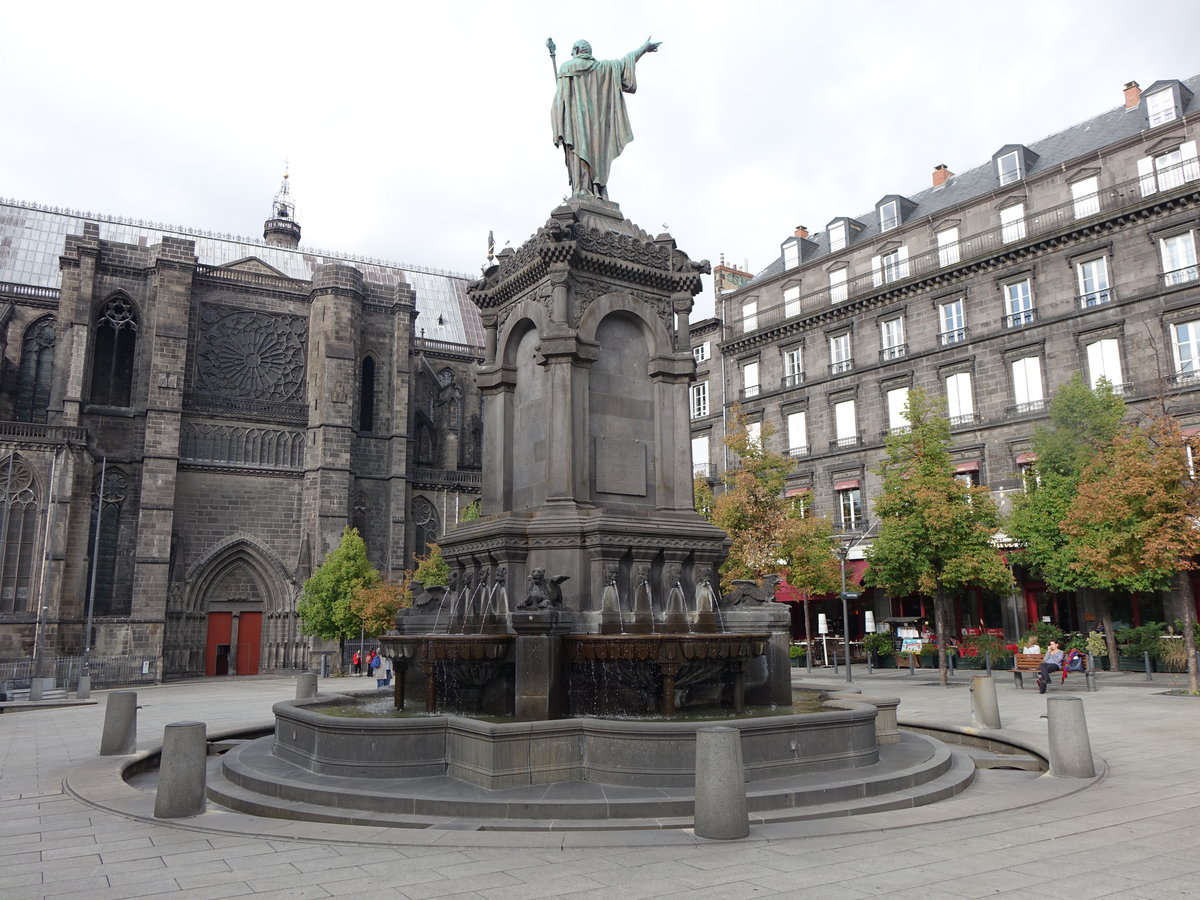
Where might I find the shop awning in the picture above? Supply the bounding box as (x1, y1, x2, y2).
(774, 560, 869, 602)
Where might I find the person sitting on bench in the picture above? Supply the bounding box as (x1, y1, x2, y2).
(1037, 640, 1064, 694)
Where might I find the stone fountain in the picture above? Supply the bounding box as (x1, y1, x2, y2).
(380, 195, 791, 722)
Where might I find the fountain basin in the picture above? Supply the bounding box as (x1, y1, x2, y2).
(270, 693, 878, 789)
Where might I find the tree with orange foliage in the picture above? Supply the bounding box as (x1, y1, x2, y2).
(1063, 412, 1200, 693)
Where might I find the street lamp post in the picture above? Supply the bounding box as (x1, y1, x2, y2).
(836, 543, 852, 683)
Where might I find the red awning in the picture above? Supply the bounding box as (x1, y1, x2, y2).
(955, 461, 979, 473)
(774, 560, 869, 602)
(1015, 452, 1036, 465)
(833, 479, 861, 491)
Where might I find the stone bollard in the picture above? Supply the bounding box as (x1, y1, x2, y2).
(969, 675, 1002, 729)
(694, 726, 749, 840)
(77, 674, 91, 700)
(154, 721, 208, 818)
(100, 691, 138, 756)
(1046, 696, 1096, 778)
(296, 672, 318, 699)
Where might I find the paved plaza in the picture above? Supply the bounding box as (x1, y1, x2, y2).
(1, 668, 1197, 899)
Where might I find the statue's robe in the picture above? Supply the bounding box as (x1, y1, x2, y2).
(551, 51, 639, 193)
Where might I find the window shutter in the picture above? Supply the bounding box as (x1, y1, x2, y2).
(1138, 156, 1156, 196)
(871, 255, 883, 288)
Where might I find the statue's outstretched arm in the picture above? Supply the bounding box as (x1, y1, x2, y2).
(635, 37, 661, 59)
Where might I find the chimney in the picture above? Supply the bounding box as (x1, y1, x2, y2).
(794, 225, 809, 238)
(932, 164, 953, 188)
(1124, 81, 1141, 110)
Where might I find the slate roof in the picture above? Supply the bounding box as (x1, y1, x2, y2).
(750, 73, 1200, 286)
(0, 198, 484, 348)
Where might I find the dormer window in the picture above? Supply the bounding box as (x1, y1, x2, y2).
(993, 144, 1038, 186)
(783, 239, 800, 270)
(997, 151, 1021, 185)
(1142, 80, 1192, 129)
(879, 200, 899, 232)
(1147, 90, 1177, 127)
(829, 221, 847, 252)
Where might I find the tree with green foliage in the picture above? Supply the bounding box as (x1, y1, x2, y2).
(710, 412, 840, 599)
(866, 389, 1013, 686)
(1062, 412, 1200, 692)
(297, 527, 379, 673)
(1007, 376, 1126, 658)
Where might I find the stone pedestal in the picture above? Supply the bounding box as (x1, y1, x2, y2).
(100, 691, 138, 756)
(694, 726, 749, 840)
(510, 609, 573, 721)
(154, 721, 207, 818)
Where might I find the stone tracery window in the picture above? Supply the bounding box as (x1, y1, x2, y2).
(90, 296, 138, 407)
(16, 316, 56, 423)
(0, 456, 39, 613)
(411, 496, 439, 564)
(86, 466, 130, 616)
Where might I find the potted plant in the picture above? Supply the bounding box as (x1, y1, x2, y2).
(788, 643, 806, 668)
(958, 633, 1010, 669)
(1085, 630, 1109, 670)
(863, 633, 894, 668)
(919, 641, 940, 668)
(1116, 622, 1165, 671)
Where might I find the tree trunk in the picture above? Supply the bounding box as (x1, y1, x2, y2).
(934, 584, 950, 688)
(1101, 602, 1118, 667)
(338, 637, 346, 676)
(1177, 572, 1200, 694)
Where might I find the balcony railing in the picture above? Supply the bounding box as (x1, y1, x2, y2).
(830, 435, 861, 450)
(939, 327, 968, 346)
(723, 158, 1200, 340)
(692, 462, 716, 479)
(1078, 288, 1115, 308)
(879, 344, 907, 362)
(787, 445, 810, 458)
(1006, 399, 1049, 416)
(781, 372, 805, 388)
(949, 413, 981, 427)
(1163, 265, 1200, 288)
(740, 385, 761, 400)
(1170, 370, 1200, 387)
(881, 426, 911, 438)
(829, 360, 854, 376)
(0, 421, 88, 443)
(1003, 308, 1037, 329)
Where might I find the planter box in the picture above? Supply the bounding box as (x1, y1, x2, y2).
(1117, 655, 1155, 673)
(871, 655, 896, 669)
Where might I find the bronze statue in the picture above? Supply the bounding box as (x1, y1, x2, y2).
(550, 37, 660, 200)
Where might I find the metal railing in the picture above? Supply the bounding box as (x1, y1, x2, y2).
(0, 654, 159, 691)
(787, 445, 810, 458)
(1077, 289, 1115, 308)
(879, 344, 907, 362)
(829, 360, 854, 376)
(1003, 309, 1037, 329)
(1006, 399, 1049, 416)
(724, 157, 1200, 341)
(939, 327, 968, 346)
(781, 373, 805, 388)
(0, 421, 89, 443)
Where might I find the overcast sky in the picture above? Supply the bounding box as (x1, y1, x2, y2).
(4, 1, 1200, 318)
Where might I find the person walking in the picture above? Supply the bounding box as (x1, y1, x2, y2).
(352, 650, 361, 676)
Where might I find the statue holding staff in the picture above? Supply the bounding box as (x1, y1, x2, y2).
(549, 37, 661, 200)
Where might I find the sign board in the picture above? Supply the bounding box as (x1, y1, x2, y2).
(864, 611, 876, 633)
(817, 613, 828, 635)
(845, 592, 860, 600)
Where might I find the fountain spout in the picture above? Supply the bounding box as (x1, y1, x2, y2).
(693, 576, 721, 633)
(599, 566, 624, 634)
(662, 564, 689, 632)
(628, 564, 654, 634)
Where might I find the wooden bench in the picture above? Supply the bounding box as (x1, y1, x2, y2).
(1013, 653, 1086, 689)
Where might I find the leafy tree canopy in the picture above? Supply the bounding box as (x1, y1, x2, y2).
(297, 527, 379, 642)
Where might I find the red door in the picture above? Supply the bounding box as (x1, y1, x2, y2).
(205, 612, 232, 676)
(236, 611, 262, 676)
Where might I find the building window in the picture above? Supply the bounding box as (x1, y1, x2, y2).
(1004, 279, 1035, 328)
(954, 467, 981, 488)
(16, 316, 55, 424)
(880, 317, 905, 361)
(1000, 204, 1026, 243)
(0, 456, 39, 614)
(786, 411, 807, 457)
(937, 227, 960, 267)
(1086, 338, 1124, 391)
(1139, 141, 1199, 196)
(89, 296, 138, 407)
(997, 150, 1021, 185)
(1161, 232, 1199, 286)
(783, 241, 800, 270)
(879, 200, 899, 232)
(85, 467, 130, 616)
(837, 485, 863, 531)
(829, 268, 848, 304)
(829, 221, 847, 252)
(692, 341, 711, 363)
(1071, 176, 1100, 219)
(691, 435, 711, 478)
(1011, 356, 1045, 413)
(690, 381, 709, 419)
(1171, 321, 1200, 381)
(746, 421, 762, 450)
(886, 387, 909, 433)
(742, 300, 758, 332)
(834, 399, 857, 447)
(1076, 258, 1111, 307)
(783, 347, 803, 388)
(939, 299, 966, 345)
(783, 286, 801, 318)
(742, 361, 760, 399)
(946, 371, 975, 425)
(829, 333, 852, 375)
(358, 357, 375, 432)
(1147, 88, 1177, 127)
(873, 248, 909, 287)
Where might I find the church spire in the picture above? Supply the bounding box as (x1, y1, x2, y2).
(263, 167, 301, 248)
